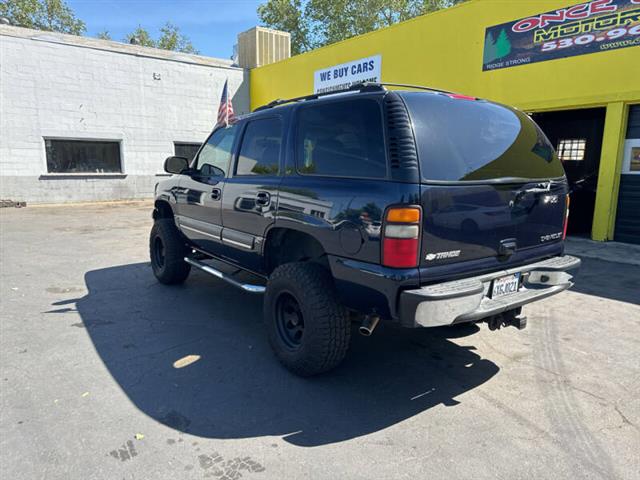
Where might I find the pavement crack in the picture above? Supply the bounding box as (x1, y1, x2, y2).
(560, 382, 608, 402)
(613, 405, 639, 432)
(480, 337, 613, 404)
(126, 338, 203, 362)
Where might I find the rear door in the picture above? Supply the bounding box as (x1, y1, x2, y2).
(220, 115, 285, 271)
(174, 124, 239, 255)
(400, 92, 567, 269)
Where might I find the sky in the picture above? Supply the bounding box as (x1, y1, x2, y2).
(66, 0, 263, 59)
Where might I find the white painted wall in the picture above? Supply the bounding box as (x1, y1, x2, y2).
(0, 26, 249, 203)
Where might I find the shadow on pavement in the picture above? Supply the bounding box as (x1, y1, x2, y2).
(69, 263, 499, 447)
(570, 257, 640, 305)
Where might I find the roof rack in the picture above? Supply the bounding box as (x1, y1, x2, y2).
(377, 82, 453, 94)
(252, 82, 453, 112)
(253, 82, 384, 112)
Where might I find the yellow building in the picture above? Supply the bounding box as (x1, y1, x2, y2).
(250, 0, 640, 243)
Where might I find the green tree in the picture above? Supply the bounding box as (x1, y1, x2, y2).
(483, 31, 497, 64)
(124, 23, 199, 54)
(494, 28, 511, 59)
(157, 22, 198, 54)
(257, 0, 314, 54)
(96, 30, 111, 40)
(257, 0, 467, 54)
(0, 0, 85, 35)
(124, 25, 156, 48)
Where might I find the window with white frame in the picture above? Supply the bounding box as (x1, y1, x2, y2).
(45, 139, 122, 173)
(557, 139, 587, 162)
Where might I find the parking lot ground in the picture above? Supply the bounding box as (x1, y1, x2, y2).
(1, 202, 639, 480)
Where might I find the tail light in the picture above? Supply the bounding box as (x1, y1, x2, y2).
(563, 195, 570, 240)
(382, 207, 421, 268)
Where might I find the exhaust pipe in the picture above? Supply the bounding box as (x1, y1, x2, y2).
(359, 315, 380, 337)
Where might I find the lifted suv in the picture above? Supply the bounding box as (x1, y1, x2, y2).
(150, 83, 580, 376)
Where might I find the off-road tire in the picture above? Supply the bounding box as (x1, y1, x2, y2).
(149, 219, 191, 285)
(264, 262, 350, 376)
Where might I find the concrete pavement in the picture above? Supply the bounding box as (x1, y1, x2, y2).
(1, 202, 639, 480)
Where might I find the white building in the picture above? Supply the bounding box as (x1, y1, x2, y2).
(0, 25, 250, 203)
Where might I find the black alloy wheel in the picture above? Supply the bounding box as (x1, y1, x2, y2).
(275, 292, 305, 349)
(264, 262, 351, 376)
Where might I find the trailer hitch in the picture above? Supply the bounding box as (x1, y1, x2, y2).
(485, 308, 527, 331)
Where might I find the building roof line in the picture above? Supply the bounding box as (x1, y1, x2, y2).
(0, 25, 244, 71)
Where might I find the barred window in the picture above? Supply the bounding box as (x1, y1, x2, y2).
(557, 139, 587, 162)
(174, 142, 201, 162)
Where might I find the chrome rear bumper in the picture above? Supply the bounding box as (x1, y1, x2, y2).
(399, 255, 581, 328)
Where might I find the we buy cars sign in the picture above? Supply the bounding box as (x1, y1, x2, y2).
(482, 0, 640, 71)
(314, 55, 382, 94)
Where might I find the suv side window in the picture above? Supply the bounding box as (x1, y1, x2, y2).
(235, 117, 282, 176)
(194, 124, 238, 177)
(295, 99, 387, 178)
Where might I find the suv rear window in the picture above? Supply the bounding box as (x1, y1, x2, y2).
(295, 98, 387, 178)
(400, 92, 565, 182)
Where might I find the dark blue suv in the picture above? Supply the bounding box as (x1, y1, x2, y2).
(150, 83, 581, 376)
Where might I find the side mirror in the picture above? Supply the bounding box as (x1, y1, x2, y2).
(164, 156, 189, 175)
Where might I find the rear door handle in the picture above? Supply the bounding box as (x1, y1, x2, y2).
(210, 188, 221, 200)
(256, 191, 271, 206)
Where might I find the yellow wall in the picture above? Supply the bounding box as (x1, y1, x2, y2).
(251, 0, 639, 111)
(250, 0, 640, 240)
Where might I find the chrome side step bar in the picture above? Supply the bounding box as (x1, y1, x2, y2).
(184, 257, 266, 294)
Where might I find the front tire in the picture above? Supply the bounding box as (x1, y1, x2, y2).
(149, 219, 191, 285)
(264, 262, 350, 376)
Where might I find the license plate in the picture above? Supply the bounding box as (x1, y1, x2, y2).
(491, 273, 521, 298)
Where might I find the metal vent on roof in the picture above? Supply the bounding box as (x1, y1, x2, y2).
(384, 93, 418, 173)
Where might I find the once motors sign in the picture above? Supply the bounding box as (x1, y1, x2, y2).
(313, 55, 382, 94)
(483, 0, 640, 71)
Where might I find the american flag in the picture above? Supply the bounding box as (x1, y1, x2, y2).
(216, 79, 235, 127)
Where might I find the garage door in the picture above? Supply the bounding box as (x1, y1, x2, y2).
(615, 105, 640, 245)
